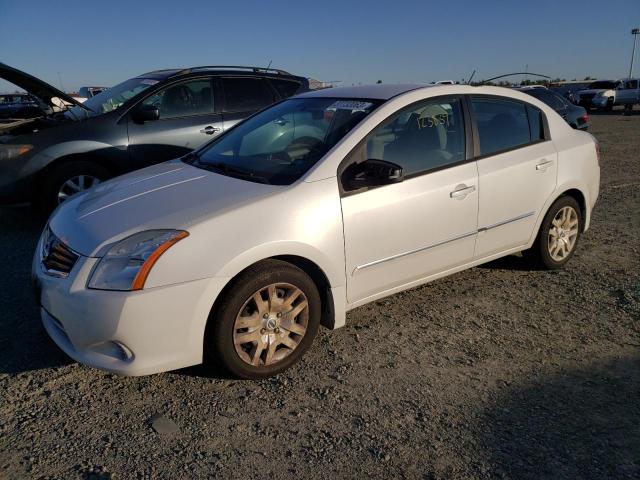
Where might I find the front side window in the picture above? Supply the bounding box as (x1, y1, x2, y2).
(141, 79, 214, 118)
(624, 80, 639, 89)
(471, 97, 531, 156)
(365, 97, 466, 176)
(222, 77, 276, 112)
(190, 98, 380, 185)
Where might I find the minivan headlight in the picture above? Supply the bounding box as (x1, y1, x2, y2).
(0, 144, 33, 161)
(88, 230, 188, 291)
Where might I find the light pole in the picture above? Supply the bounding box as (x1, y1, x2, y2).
(630, 28, 640, 79)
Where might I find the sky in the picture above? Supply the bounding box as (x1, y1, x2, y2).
(1, 0, 639, 92)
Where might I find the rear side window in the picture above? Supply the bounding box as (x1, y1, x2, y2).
(270, 78, 302, 99)
(222, 77, 276, 112)
(471, 98, 532, 156)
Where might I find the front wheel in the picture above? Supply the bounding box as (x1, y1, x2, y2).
(205, 260, 321, 379)
(524, 195, 583, 269)
(39, 161, 110, 213)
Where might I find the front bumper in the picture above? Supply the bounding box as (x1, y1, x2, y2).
(32, 234, 229, 376)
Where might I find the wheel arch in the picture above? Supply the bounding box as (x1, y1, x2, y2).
(206, 254, 343, 336)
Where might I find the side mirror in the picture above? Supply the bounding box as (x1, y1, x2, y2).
(342, 159, 403, 191)
(131, 104, 160, 124)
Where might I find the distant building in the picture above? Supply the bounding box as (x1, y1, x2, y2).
(308, 78, 333, 90)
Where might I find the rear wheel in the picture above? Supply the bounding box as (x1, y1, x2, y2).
(205, 259, 321, 379)
(39, 161, 110, 213)
(524, 195, 582, 269)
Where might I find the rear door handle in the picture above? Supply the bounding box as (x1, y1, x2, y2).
(536, 159, 554, 171)
(200, 125, 220, 135)
(450, 184, 476, 199)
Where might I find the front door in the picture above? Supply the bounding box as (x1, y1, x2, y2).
(127, 78, 223, 168)
(340, 97, 478, 303)
(469, 96, 558, 258)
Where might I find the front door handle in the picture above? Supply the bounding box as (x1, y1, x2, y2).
(450, 184, 476, 200)
(200, 125, 220, 135)
(536, 159, 554, 171)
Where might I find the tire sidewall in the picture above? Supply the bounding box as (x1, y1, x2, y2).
(538, 196, 583, 269)
(209, 261, 321, 379)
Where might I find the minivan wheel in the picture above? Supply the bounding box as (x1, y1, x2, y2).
(205, 259, 321, 379)
(40, 161, 110, 213)
(524, 195, 582, 269)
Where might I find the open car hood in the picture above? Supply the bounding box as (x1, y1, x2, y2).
(0, 62, 89, 111)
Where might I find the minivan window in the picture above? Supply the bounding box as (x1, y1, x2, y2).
(365, 97, 465, 176)
(471, 98, 531, 156)
(142, 79, 214, 118)
(222, 77, 275, 112)
(190, 98, 380, 185)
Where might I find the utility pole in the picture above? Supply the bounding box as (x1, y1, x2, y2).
(630, 28, 640, 79)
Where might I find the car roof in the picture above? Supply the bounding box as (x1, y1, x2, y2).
(137, 66, 301, 81)
(296, 84, 428, 100)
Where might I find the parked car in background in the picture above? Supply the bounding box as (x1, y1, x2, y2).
(0, 63, 308, 210)
(518, 87, 589, 130)
(79, 86, 107, 99)
(549, 82, 590, 104)
(33, 84, 600, 379)
(574, 80, 621, 110)
(0, 92, 44, 119)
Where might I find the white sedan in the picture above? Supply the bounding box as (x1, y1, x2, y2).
(33, 84, 600, 379)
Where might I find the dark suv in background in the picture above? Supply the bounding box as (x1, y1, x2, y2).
(0, 63, 308, 210)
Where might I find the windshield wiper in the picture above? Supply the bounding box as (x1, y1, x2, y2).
(202, 161, 271, 185)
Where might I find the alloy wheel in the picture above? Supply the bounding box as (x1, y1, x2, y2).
(233, 283, 309, 367)
(547, 206, 579, 261)
(57, 175, 101, 204)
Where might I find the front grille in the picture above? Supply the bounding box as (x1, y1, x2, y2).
(41, 228, 78, 277)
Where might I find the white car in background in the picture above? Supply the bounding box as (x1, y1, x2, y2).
(33, 84, 600, 379)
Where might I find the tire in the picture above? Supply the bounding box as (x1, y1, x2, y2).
(205, 259, 321, 379)
(524, 195, 583, 270)
(39, 161, 110, 213)
(604, 99, 614, 112)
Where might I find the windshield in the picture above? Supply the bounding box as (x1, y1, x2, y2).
(587, 81, 617, 90)
(189, 97, 380, 185)
(67, 77, 158, 117)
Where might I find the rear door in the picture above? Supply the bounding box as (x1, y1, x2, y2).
(220, 77, 278, 131)
(341, 96, 478, 303)
(470, 96, 557, 258)
(127, 77, 223, 168)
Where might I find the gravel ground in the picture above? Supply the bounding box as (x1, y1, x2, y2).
(0, 113, 638, 479)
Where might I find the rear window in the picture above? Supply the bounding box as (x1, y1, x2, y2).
(270, 78, 302, 99)
(471, 97, 531, 156)
(222, 77, 276, 112)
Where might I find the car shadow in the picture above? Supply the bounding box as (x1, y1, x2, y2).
(588, 108, 640, 117)
(479, 355, 640, 479)
(477, 253, 542, 272)
(0, 206, 72, 374)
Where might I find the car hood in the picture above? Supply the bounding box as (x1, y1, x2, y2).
(49, 160, 279, 257)
(0, 62, 89, 111)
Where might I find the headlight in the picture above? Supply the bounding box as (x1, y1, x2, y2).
(0, 144, 33, 161)
(88, 230, 189, 291)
